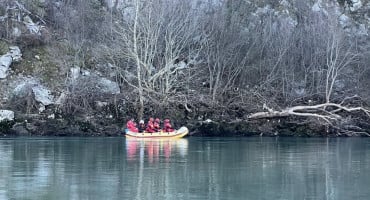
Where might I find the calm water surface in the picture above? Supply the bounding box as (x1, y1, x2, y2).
(1, 137, 370, 200)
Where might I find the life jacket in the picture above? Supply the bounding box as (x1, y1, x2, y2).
(127, 120, 138, 132)
(154, 121, 160, 131)
(146, 120, 155, 133)
(164, 122, 174, 132)
(126, 120, 133, 129)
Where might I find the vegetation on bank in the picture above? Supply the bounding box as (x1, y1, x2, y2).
(1, 0, 370, 136)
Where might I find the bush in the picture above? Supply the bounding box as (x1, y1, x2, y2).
(0, 120, 16, 133)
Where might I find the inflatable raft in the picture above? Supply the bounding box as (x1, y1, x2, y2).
(125, 127, 189, 139)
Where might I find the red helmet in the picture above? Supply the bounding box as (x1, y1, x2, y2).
(155, 118, 160, 122)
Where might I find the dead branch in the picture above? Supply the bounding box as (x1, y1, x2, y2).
(248, 102, 370, 124)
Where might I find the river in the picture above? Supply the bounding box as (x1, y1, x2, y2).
(0, 137, 370, 200)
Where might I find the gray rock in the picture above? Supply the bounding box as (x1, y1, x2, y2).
(98, 77, 120, 94)
(11, 123, 30, 135)
(0, 46, 22, 79)
(47, 114, 55, 119)
(81, 70, 90, 76)
(69, 67, 120, 94)
(339, 14, 351, 28)
(96, 101, 108, 108)
(70, 66, 80, 80)
(11, 77, 54, 106)
(0, 110, 14, 121)
(24, 15, 43, 35)
(13, 78, 38, 96)
(12, 27, 22, 38)
(0, 55, 12, 79)
(26, 122, 38, 133)
(8, 46, 22, 62)
(350, 0, 363, 12)
(38, 104, 46, 113)
(32, 85, 54, 105)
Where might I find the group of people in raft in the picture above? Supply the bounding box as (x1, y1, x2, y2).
(126, 118, 174, 133)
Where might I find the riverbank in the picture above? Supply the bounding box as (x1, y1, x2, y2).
(2, 113, 370, 137)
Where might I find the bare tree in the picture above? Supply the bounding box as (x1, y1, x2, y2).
(111, 0, 203, 119)
(248, 6, 370, 134)
(324, 23, 360, 103)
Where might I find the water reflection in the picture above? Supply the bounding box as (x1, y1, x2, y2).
(126, 138, 189, 163)
(0, 137, 370, 200)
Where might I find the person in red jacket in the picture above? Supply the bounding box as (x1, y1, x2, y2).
(154, 118, 161, 132)
(146, 117, 155, 133)
(126, 118, 138, 132)
(163, 119, 174, 132)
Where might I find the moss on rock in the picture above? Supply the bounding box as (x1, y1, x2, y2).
(0, 40, 9, 55)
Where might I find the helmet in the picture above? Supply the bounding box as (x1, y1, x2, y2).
(164, 119, 170, 123)
(149, 118, 154, 122)
(139, 120, 144, 124)
(155, 118, 160, 122)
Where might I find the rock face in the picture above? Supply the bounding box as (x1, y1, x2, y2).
(12, 77, 54, 106)
(32, 85, 54, 105)
(8, 46, 22, 61)
(10, 123, 29, 135)
(349, 0, 363, 12)
(97, 77, 120, 94)
(70, 66, 81, 81)
(0, 110, 14, 121)
(0, 56, 12, 79)
(69, 67, 120, 94)
(0, 46, 22, 79)
(24, 15, 43, 35)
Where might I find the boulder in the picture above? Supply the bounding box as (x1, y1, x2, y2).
(69, 68, 120, 94)
(0, 46, 22, 79)
(8, 46, 22, 62)
(12, 77, 54, 106)
(32, 85, 54, 105)
(350, 0, 363, 12)
(98, 77, 120, 94)
(13, 78, 38, 95)
(12, 27, 22, 38)
(24, 15, 43, 35)
(0, 55, 12, 79)
(11, 123, 30, 135)
(70, 66, 80, 80)
(339, 14, 351, 28)
(0, 110, 14, 122)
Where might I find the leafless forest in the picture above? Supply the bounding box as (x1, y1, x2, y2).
(1, 0, 370, 136)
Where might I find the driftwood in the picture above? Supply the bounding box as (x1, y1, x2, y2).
(249, 102, 370, 125)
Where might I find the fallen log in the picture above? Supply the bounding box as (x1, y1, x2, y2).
(249, 102, 370, 125)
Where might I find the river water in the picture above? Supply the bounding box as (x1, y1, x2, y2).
(0, 137, 370, 200)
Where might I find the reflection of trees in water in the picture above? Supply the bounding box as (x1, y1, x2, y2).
(0, 138, 126, 199)
(125, 139, 189, 163)
(1, 138, 370, 199)
(124, 138, 189, 199)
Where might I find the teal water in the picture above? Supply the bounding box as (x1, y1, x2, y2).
(1, 137, 370, 200)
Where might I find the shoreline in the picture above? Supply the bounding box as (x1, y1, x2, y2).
(2, 116, 369, 137)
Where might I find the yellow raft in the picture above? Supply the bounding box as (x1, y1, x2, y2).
(125, 127, 189, 139)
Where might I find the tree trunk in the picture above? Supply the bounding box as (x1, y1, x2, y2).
(133, 0, 144, 120)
